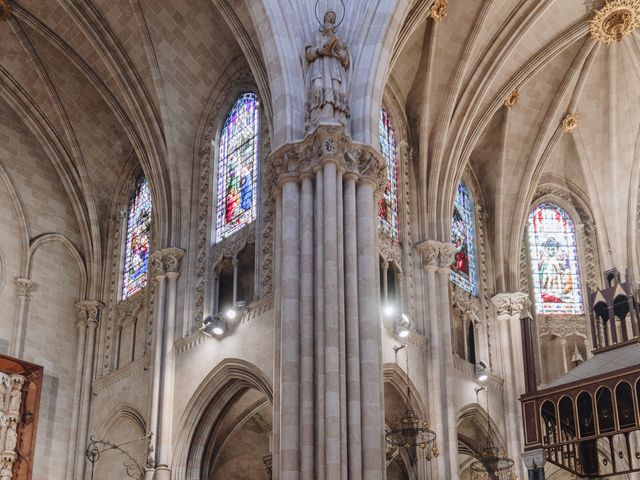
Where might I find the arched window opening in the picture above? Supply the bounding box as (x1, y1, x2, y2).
(466, 321, 477, 365)
(380, 258, 401, 310)
(596, 387, 615, 433)
(214, 243, 256, 315)
(540, 400, 558, 445)
(527, 203, 583, 315)
(450, 181, 478, 295)
(615, 382, 636, 429)
(122, 176, 152, 300)
(577, 392, 596, 438)
(215, 93, 259, 242)
(378, 107, 399, 240)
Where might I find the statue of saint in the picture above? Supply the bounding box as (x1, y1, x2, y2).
(305, 9, 350, 130)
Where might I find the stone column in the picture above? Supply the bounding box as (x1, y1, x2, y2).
(417, 240, 458, 479)
(522, 448, 546, 480)
(269, 125, 386, 480)
(492, 292, 531, 480)
(9, 278, 33, 359)
(148, 248, 185, 480)
(74, 300, 104, 480)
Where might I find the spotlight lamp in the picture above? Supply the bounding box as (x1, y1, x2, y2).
(396, 314, 412, 338)
(474, 360, 489, 382)
(199, 315, 226, 337)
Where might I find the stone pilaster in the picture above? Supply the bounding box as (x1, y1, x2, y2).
(269, 124, 386, 480)
(146, 247, 185, 480)
(73, 300, 104, 480)
(491, 292, 531, 480)
(9, 278, 33, 359)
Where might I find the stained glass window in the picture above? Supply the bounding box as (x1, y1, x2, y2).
(122, 176, 152, 299)
(378, 107, 399, 239)
(215, 93, 259, 241)
(450, 181, 478, 295)
(528, 203, 583, 315)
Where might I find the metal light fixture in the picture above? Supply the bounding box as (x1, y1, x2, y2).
(385, 345, 438, 459)
(470, 387, 518, 480)
(475, 360, 489, 382)
(382, 306, 413, 339)
(200, 315, 226, 337)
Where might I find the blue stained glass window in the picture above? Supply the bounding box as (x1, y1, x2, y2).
(528, 203, 583, 315)
(215, 93, 259, 241)
(450, 181, 478, 295)
(122, 176, 152, 299)
(378, 107, 399, 239)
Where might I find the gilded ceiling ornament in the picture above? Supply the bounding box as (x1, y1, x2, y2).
(0, 0, 12, 21)
(504, 89, 519, 108)
(431, 0, 448, 22)
(589, 0, 640, 44)
(562, 113, 579, 133)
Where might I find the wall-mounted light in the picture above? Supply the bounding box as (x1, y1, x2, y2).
(474, 360, 488, 382)
(199, 315, 226, 337)
(382, 306, 412, 339)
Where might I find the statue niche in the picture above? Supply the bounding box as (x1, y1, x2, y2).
(305, 8, 350, 132)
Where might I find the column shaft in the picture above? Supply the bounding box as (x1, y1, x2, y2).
(314, 170, 326, 480)
(66, 319, 87, 478)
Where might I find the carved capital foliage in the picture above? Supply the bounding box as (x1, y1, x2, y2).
(450, 283, 481, 322)
(150, 247, 185, 277)
(76, 301, 104, 327)
(15, 278, 32, 297)
(267, 125, 387, 194)
(378, 232, 401, 266)
(491, 292, 531, 319)
(537, 316, 588, 339)
(416, 240, 454, 269)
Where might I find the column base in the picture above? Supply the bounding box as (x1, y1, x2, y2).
(154, 465, 171, 480)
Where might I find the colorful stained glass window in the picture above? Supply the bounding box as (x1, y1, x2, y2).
(528, 203, 583, 315)
(378, 107, 399, 239)
(122, 176, 152, 299)
(215, 93, 259, 241)
(450, 181, 478, 295)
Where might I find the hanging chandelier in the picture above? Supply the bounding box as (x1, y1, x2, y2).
(385, 345, 439, 460)
(470, 387, 518, 480)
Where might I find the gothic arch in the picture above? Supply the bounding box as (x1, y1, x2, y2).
(95, 403, 147, 439)
(457, 404, 505, 478)
(172, 359, 273, 480)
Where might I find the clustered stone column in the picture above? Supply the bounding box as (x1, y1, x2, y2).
(0, 373, 25, 480)
(146, 247, 185, 480)
(269, 125, 386, 480)
(66, 300, 103, 479)
(9, 278, 33, 359)
(491, 292, 531, 480)
(417, 240, 458, 479)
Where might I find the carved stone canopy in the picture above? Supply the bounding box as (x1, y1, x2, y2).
(590, 0, 640, 44)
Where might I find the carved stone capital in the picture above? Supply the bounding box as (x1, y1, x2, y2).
(15, 278, 33, 298)
(521, 448, 546, 470)
(416, 240, 440, 269)
(267, 125, 387, 194)
(438, 243, 456, 269)
(150, 247, 185, 277)
(491, 292, 531, 319)
(76, 301, 104, 327)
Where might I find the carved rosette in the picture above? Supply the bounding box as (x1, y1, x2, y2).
(0, 0, 12, 22)
(504, 89, 519, 108)
(267, 125, 387, 195)
(149, 247, 185, 278)
(431, 0, 448, 21)
(491, 292, 531, 320)
(15, 278, 32, 298)
(590, 0, 640, 44)
(562, 113, 579, 133)
(76, 301, 103, 328)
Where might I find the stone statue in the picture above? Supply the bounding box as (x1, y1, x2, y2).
(0, 375, 8, 409)
(305, 9, 350, 131)
(4, 418, 17, 452)
(7, 389, 20, 414)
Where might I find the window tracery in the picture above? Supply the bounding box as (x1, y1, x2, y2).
(527, 203, 584, 315)
(378, 107, 399, 239)
(122, 176, 152, 300)
(450, 181, 478, 295)
(215, 93, 259, 242)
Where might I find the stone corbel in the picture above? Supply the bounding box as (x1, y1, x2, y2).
(76, 300, 104, 327)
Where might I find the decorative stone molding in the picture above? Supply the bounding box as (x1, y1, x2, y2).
(0, 371, 25, 476)
(260, 122, 274, 296)
(537, 316, 588, 339)
(504, 89, 519, 108)
(149, 247, 185, 278)
(491, 292, 531, 319)
(452, 356, 503, 391)
(211, 224, 256, 267)
(450, 284, 481, 323)
(561, 113, 579, 133)
(398, 140, 417, 319)
(92, 355, 150, 395)
(590, 0, 640, 44)
(116, 294, 144, 328)
(267, 125, 387, 195)
(76, 301, 103, 327)
(14, 278, 32, 298)
(0, 0, 12, 22)
(378, 232, 402, 267)
(431, 0, 448, 21)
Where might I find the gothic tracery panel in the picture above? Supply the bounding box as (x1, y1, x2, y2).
(527, 203, 584, 315)
(378, 107, 399, 240)
(215, 93, 259, 242)
(122, 176, 152, 300)
(450, 181, 478, 295)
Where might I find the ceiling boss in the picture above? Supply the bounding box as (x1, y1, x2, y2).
(590, 0, 640, 44)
